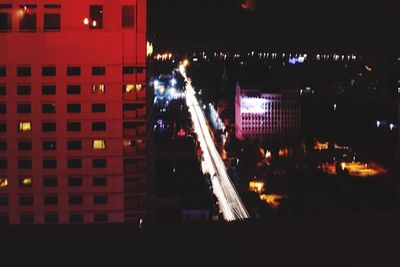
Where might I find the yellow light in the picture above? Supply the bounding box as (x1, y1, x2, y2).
(249, 181, 264, 193)
(341, 162, 346, 170)
(123, 139, 132, 147)
(135, 84, 142, 91)
(260, 194, 286, 208)
(19, 121, 31, 132)
(83, 18, 89, 25)
(314, 141, 329, 150)
(92, 84, 105, 94)
(146, 41, 154, 57)
(125, 84, 135, 93)
(21, 177, 32, 186)
(93, 140, 106, 150)
(183, 59, 190, 67)
(0, 177, 8, 188)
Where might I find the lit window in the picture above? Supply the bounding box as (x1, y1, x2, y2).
(0, 177, 8, 188)
(135, 84, 142, 91)
(92, 84, 105, 94)
(18, 121, 31, 132)
(19, 177, 32, 187)
(92, 140, 106, 150)
(89, 5, 103, 29)
(124, 84, 135, 93)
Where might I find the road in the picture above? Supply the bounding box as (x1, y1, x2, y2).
(180, 63, 249, 221)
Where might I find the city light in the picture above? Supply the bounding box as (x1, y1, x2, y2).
(240, 97, 268, 114)
(170, 78, 177, 86)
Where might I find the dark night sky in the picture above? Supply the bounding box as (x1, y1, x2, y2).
(148, 0, 399, 55)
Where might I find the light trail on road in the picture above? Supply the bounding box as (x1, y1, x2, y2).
(180, 63, 249, 221)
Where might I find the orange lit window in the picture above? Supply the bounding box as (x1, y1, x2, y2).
(92, 84, 105, 94)
(19, 177, 32, 187)
(92, 140, 106, 150)
(124, 84, 135, 93)
(0, 177, 8, 188)
(18, 121, 31, 132)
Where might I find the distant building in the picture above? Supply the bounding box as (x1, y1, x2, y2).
(235, 83, 301, 140)
(0, 0, 147, 224)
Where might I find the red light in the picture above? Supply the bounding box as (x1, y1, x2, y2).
(177, 128, 186, 137)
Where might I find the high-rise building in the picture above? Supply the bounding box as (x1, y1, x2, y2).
(235, 83, 301, 140)
(0, 0, 148, 224)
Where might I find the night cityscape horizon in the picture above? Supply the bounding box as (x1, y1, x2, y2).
(1, 0, 400, 266)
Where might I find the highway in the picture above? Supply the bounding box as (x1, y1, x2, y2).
(180, 63, 249, 221)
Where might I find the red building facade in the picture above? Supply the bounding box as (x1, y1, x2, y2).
(0, 0, 148, 224)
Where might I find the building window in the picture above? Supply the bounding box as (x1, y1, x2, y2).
(123, 84, 142, 93)
(43, 177, 57, 187)
(18, 141, 32, 151)
(94, 213, 108, 223)
(44, 196, 58, 205)
(0, 103, 6, 114)
(20, 214, 34, 224)
(66, 85, 81, 94)
(0, 177, 8, 188)
(17, 66, 31, 77)
(19, 8, 37, 32)
(18, 121, 32, 132)
(42, 141, 56, 150)
(42, 122, 56, 132)
(17, 85, 31, 95)
(0, 141, 6, 151)
(67, 66, 80, 76)
(42, 66, 56, 76)
(0, 84, 6, 95)
(93, 176, 107, 186)
(68, 159, 82, 169)
(69, 213, 83, 223)
(44, 13, 60, 31)
(0, 196, 8, 206)
(43, 159, 57, 169)
(44, 214, 58, 224)
(93, 159, 106, 168)
(92, 122, 106, 131)
(93, 196, 108, 204)
(122, 6, 134, 28)
(67, 140, 81, 150)
(17, 104, 30, 114)
(92, 84, 105, 94)
(67, 104, 81, 113)
(69, 196, 83, 205)
(67, 122, 81, 131)
(19, 176, 32, 187)
(89, 5, 103, 29)
(0, 66, 6, 76)
(42, 104, 56, 113)
(0, 159, 7, 169)
(92, 66, 105, 76)
(92, 140, 106, 150)
(0, 122, 6, 132)
(19, 196, 34, 205)
(68, 177, 82, 187)
(0, 13, 12, 32)
(42, 85, 56, 95)
(92, 104, 105, 112)
(122, 66, 135, 74)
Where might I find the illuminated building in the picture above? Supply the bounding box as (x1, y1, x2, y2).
(0, 0, 147, 224)
(235, 83, 301, 140)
